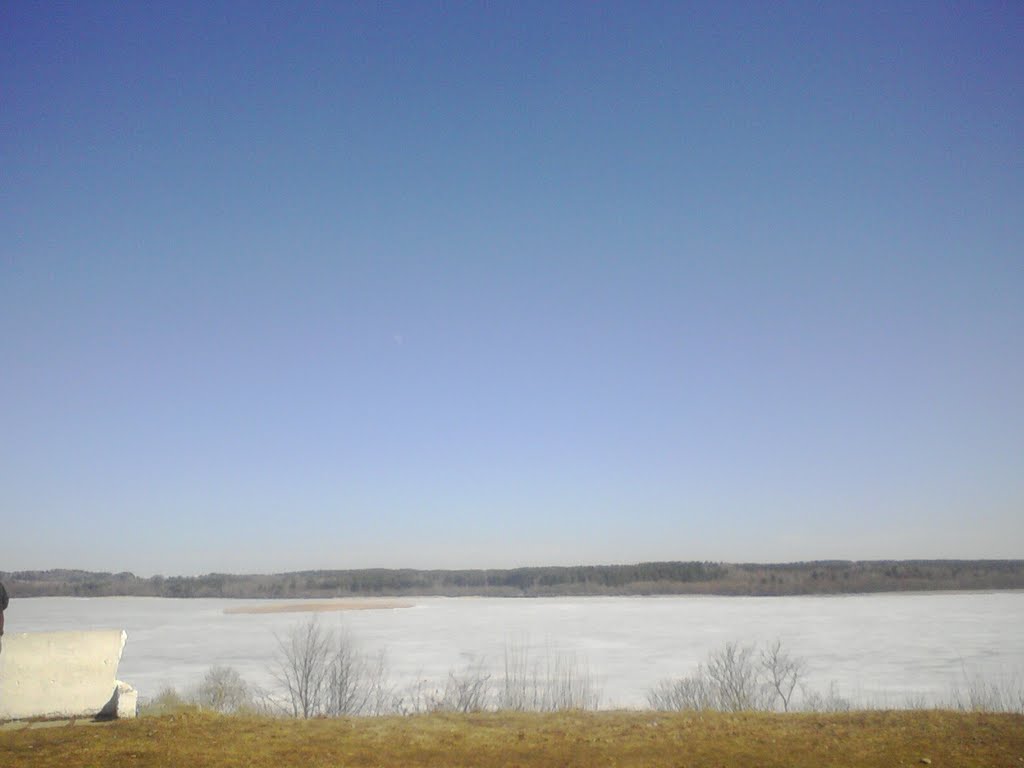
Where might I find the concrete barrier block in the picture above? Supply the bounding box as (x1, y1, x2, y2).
(115, 680, 138, 719)
(0, 630, 129, 721)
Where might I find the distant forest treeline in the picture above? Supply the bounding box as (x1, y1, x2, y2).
(3, 560, 1023, 599)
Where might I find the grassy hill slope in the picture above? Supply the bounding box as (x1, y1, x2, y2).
(2, 710, 1022, 768)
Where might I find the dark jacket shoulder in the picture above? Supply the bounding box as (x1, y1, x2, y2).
(0, 581, 8, 611)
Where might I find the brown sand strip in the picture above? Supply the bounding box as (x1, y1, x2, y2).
(224, 600, 414, 615)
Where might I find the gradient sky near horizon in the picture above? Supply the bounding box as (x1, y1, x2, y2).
(2, 2, 1022, 576)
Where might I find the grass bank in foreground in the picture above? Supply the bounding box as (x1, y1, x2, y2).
(2, 710, 1022, 767)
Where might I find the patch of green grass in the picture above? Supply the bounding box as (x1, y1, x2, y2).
(2, 710, 1022, 767)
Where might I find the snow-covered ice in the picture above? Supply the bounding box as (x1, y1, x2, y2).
(11, 591, 1023, 708)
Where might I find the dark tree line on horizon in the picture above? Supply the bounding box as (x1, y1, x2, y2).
(3, 560, 1023, 599)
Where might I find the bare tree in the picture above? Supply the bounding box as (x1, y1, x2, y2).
(272, 617, 392, 718)
(272, 617, 333, 718)
(324, 636, 391, 716)
(648, 640, 795, 712)
(705, 641, 771, 711)
(760, 639, 806, 712)
(192, 665, 253, 714)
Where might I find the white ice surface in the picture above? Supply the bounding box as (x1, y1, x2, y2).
(9, 592, 1023, 708)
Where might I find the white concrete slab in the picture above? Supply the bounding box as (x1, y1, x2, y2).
(113, 680, 138, 719)
(0, 630, 128, 720)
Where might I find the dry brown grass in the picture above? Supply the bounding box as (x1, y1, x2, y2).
(2, 709, 1021, 767)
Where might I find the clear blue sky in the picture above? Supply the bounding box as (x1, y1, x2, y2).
(2, 2, 1021, 576)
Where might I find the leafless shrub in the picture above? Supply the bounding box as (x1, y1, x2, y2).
(647, 675, 718, 711)
(138, 686, 198, 716)
(651, 643, 1018, 715)
(705, 641, 772, 711)
(542, 650, 601, 710)
(271, 616, 390, 718)
(901, 693, 931, 710)
(800, 680, 851, 712)
(362, 651, 397, 715)
(272, 617, 333, 717)
(497, 641, 600, 711)
(323, 634, 391, 716)
(760, 639, 806, 712)
(497, 641, 538, 711)
(192, 665, 253, 714)
(246, 684, 284, 716)
(649, 640, 797, 712)
(409, 659, 493, 713)
(443, 661, 493, 712)
(394, 677, 432, 715)
(947, 671, 1024, 713)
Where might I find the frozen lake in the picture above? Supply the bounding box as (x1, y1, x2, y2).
(10, 592, 1024, 709)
